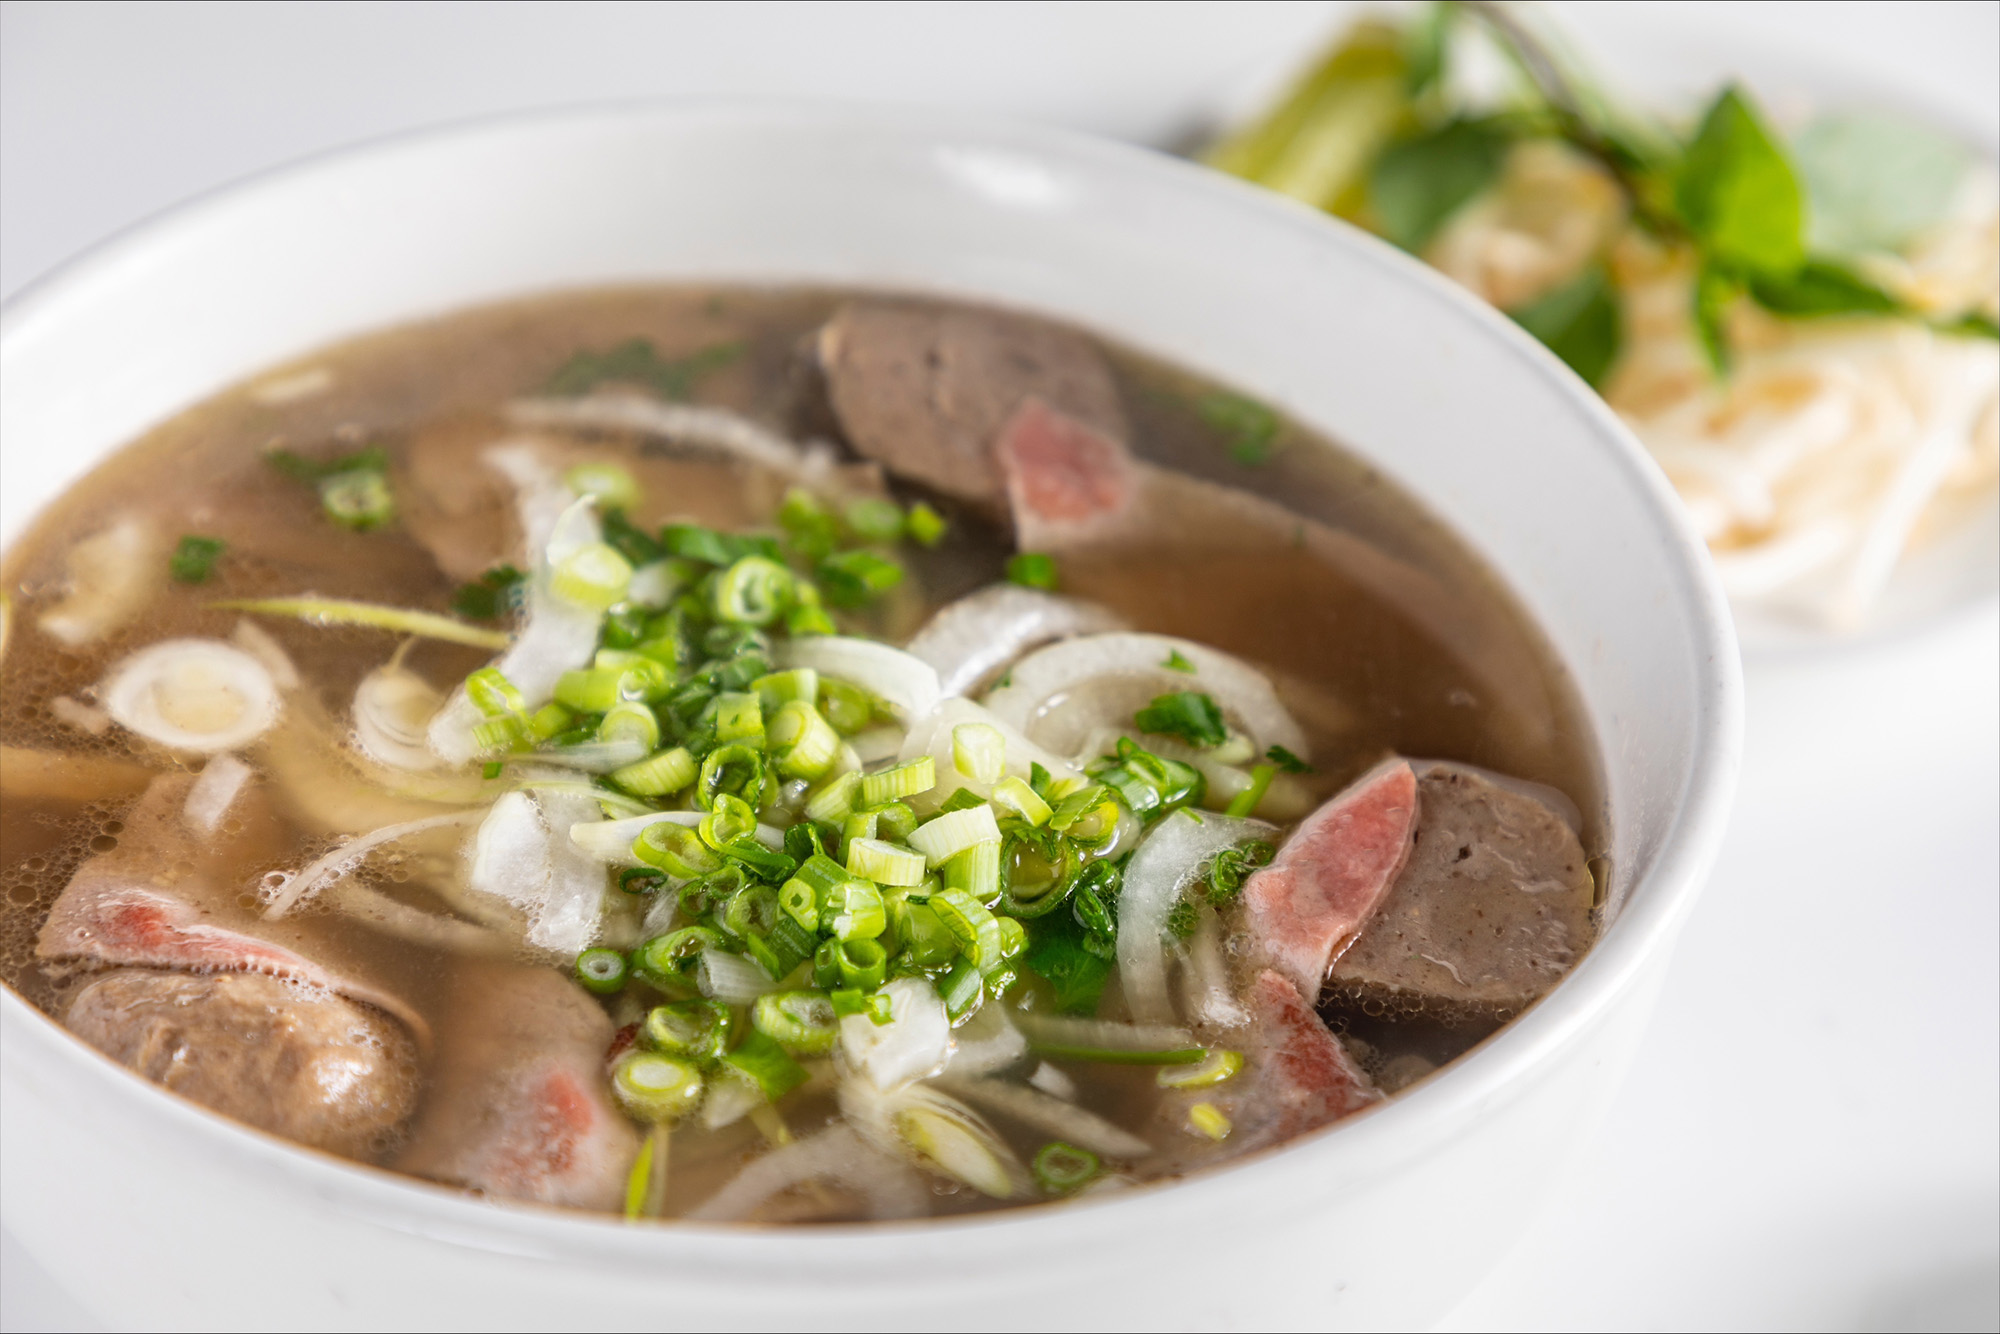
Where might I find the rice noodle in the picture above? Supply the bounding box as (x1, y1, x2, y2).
(324, 878, 519, 956)
(687, 1124, 928, 1222)
(264, 809, 485, 918)
(182, 754, 253, 836)
(508, 395, 825, 480)
(936, 1075, 1154, 1159)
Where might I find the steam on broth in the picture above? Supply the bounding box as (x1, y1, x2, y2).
(0, 287, 1603, 1221)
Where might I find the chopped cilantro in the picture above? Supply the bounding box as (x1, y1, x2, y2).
(1133, 691, 1228, 749)
(1265, 744, 1314, 774)
(1162, 649, 1196, 673)
(450, 565, 527, 621)
(1006, 552, 1058, 590)
(543, 338, 742, 401)
(168, 535, 226, 584)
(1197, 392, 1281, 466)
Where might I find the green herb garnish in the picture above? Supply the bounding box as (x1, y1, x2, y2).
(1006, 551, 1059, 590)
(1197, 392, 1281, 466)
(1162, 649, 1196, 673)
(544, 338, 743, 401)
(1264, 744, 1314, 774)
(169, 535, 227, 584)
(450, 564, 527, 621)
(1133, 691, 1228, 748)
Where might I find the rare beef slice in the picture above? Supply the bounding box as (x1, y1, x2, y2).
(66, 968, 418, 1158)
(396, 960, 637, 1211)
(816, 300, 1129, 510)
(1329, 763, 1594, 1018)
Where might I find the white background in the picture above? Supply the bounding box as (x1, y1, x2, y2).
(2, 3, 1996, 1330)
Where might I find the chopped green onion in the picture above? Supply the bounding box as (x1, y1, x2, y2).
(481, 761, 505, 780)
(825, 879, 887, 941)
(817, 678, 876, 734)
(169, 535, 227, 584)
(941, 840, 1002, 903)
(697, 743, 766, 811)
(930, 886, 1004, 969)
(213, 597, 509, 649)
(699, 794, 760, 851)
(554, 667, 626, 714)
(993, 915, 1028, 966)
(791, 852, 853, 899)
(712, 555, 794, 626)
(642, 999, 732, 1066)
(624, 1123, 666, 1220)
(611, 1051, 704, 1123)
(721, 1030, 809, 1102)
(860, 756, 935, 807)
(1032, 1142, 1102, 1193)
(597, 700, 661, 749)
(319, 469, 396, 530)
(1134, 691, 1228, 748)
(1265, 744, 1314, 774)
(938, 787, 988, 814)
(817, 550, 905, 608)
(593, 650, 674, 699)
(895, 900, 960, 968)
(845, 837, 927, 886)
(908, 804, 1002, 866)
(1157, 1048, 1245, 1089)
(992, 775, 1053, 825)
(1006, 552, 1058, 590)
(574, 947, 629, 995)
(752, 990, 841, 1056)
(834, 937, 888, 990)
(751, 668, 818, 708)
(831, 986, 893, 1024)
(1186, 1101, 1232, 1141)
(711, 691, 765, 745)
(768, 700, 841, 780)
(610, 746, 697, 797)
(528, 702, 574, 741)
(778, 878, 820, 933)
(563, 461, 642, 512)
(804, 770, 863, 824)
(784, 583, 837, 637)
(632, 925, 721, 992)
(1224, 763, 1277, 819)
(661, 523, 779, 568)
(471, 713, 528, 754)
(550, 541, 634, 611)
(1049, 783, 1120, 844)
(951, 722, 1006, 785)
(906, 502, 947, 547)
(778, 487, 839, 558)
(937, 957, 985, 1022)
(843, 497, 905, 543)
(466, 666, 525, 717)
(634, 822, 722, 879)
(619, 867, 668, 896)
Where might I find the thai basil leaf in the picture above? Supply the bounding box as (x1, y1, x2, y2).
(1369, 117, 1514, 253)
(1509, 265, 1623, 387)
(1675, 87, 1806, 275)
(1793, 110, 1971, 256)
(1745, 260, 1902, 319)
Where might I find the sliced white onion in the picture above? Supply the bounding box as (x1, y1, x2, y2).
(946, 1002, 1027, 1076)
(936, 1075, 1154, 1159)
(625, 559, 686, 609)
(1117, 809, 1275, 1027)
(1008, 1009, 1196, 1054)
(687, 1123, 928, 1222)
(569, 811, 785, 865)
(183, 754, 253, 836)
(700, 1066, 772, 1131)
(265, 808, 485, 918)
(467, 791, 551, 911)
(699, 948, 783, 1004)
(846, 725, 905, 766)
(1028, 1062, 1078, 1101)
(101, 638, 283, 755)
(904, 584, 1128, 698)
(429, 446, 604, 767)
(230, 618, 300, 690)
(38, 517, 160, 648)
(982, 633, 1309, 761)
(774, 637, 940, 722)
(48, 696, 110, 736)
(1183, 908, 1250, 1030)
(840, 976, 950, 1092)
(837, 1078, 1026, 1199)
(352, 658, 444, 773)
(463, 787, 608, 958)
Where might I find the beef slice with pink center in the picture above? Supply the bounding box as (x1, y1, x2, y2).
(1242, 758, 1419, 998)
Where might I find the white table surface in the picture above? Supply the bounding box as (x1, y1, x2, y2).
(2, 3, 1996, 1330)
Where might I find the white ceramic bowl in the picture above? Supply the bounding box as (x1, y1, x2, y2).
(0, 105, 1741, 1332)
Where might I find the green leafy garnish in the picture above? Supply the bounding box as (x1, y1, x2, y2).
(1264, 745, 1313, 774)
(816, 550, 904, 608)
(450, 564, 527, 621)
(1206, 839, 1276, 904)
(1675, 87, 1806, 276)
(1197, 392, 1281, 466)
(1369, 116, 1513, 252)
(1509, 265, 1622, 387)
(1007, 552, 1059, 590)
(544, 338, 743, 401)
(265, 442, 396, 530)
(1162, 649, 1196, 673)
(1133, 691, 1228, 748)
(169, 535, 227, 584)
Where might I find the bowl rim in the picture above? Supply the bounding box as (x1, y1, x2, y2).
(0, 98, 1743, 1256)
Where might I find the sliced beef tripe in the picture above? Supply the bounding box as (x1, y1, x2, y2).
(67, 969, 418, 1158)
(396, 960, 637, 1211)
(1328, 762, 1595, 1021)
(815, 299, 1129, 513)
(1240, 758, 1419, 998)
